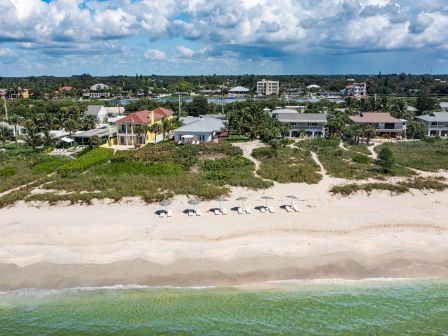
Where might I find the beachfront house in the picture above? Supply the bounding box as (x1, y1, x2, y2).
(349, 112, 407, 138)
(271, 109, 327, 138)
(115, 108, 174, 147)
(416, 112, 448, 137)
(173, 116, 226, 144)
(73, 126, 117, 146)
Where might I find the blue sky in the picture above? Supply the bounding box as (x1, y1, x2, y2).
(1, 0, 448, 76)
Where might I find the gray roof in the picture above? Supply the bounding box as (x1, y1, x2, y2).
(229, 86, 249, 92)
(416, 112, 448, 122)
(74, 127, 116, 138)
(275, 113, 327, 123)
(272, 109, 298, 114)
(85, 105, 104, 117)
(440, 102, 448, 108)
(175, 117, 225, 133)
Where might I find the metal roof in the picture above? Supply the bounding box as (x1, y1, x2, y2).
(174, 117, 225, 133)
(416, 112, 448, 122)
(275, 113, 327, 123)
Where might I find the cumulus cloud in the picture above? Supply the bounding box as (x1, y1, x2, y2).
(144, 49, 167, 60)
(0, 48, 13, 56)
(176, 45, 195, 58)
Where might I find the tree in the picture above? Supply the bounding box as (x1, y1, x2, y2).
(160, 118, 175, 140)
(23, 119, 42, 149)
(64, 118, 78, 137)
(416, 89, 437, 115)
(90, 135, 101, 148)
(364, 126, 376, 145)
(9, 115, 20, 143)
(377, 146, 395, 173)
(0, 125, 10, 146)
(188, 96, 208, 117)
(81, 116, 97, 131)
(407, 120, 426, 139)
(133, 124, 147, 148)
(148, 123, 161, 144)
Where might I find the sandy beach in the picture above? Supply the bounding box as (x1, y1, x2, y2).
(1, 176, 448, 290)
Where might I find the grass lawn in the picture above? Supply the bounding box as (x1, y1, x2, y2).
(252, 146, 322, 184)
(297, 139, 414, 180)
(377, 139, 448, 172)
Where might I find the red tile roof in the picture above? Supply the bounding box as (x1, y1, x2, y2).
(116, 108, 174, 124)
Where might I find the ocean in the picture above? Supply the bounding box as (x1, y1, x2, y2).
(0, 279, 447, 335)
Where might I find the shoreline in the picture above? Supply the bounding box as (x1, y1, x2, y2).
(1, 178, 448, 290)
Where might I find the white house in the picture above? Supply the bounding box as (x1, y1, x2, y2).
(229, 86, 249, 96)
(84, 105, 124, 124)
(416, 112, 448, 137)
(271, 109, 327, 138)
(173, 116, 225, 143)
(83, 83, 111, 99)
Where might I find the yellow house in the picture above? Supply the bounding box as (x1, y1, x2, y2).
(115, 108, 174, 147)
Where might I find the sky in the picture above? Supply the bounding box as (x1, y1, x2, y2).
(1, 0, 448, 76)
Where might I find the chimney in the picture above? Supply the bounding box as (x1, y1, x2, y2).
(149, 110, 155, 124)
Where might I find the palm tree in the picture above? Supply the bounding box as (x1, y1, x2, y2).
(64, 118, 78, 137)
(23, 119, 41, 150)
(133, 124, 147, 148)
(148, 123, 161, 144)
(9, 115, 20, 143)
(364, 126, 376, 145)
(0, 125, 9, 146)
(160, 118, 173, 141)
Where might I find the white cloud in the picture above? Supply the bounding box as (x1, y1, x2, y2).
(176, 45, 194, 58)
(0, 48, 13, 56)
(144, 49, 167, 60)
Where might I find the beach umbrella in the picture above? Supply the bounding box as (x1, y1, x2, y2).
(159, 198, 173, 212)
(187, 196, 202, 211)
(286, 195, 298, 206)
(236, 196, 248, 208)
(216, 197, 229, 210)
(261, 195, 274, 208)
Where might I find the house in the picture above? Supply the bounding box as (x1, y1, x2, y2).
(343, 83, 367, 97)
(55, 86, 75, 95)
(349, 112, 407, 138)
(0, 89, 7, 97)
(115, 108, 174, 147)
(271, 109, 327, 138)
(73, 126, 117, 146)
(84, 105, 125, 124)
(8, 88, 29, 99)
(0, 121, 26, 137)
(173, 116, 226, 143)
(256, 79, 279, 96)
(228, 86, 249, 96)
(83, 83, 110, 99)
(416, 112, 448, 137)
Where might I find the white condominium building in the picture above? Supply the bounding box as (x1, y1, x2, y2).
(256, 79, 280, 96)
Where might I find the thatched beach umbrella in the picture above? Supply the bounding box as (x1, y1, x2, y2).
(187, 196, 202, 211)
(286, 195, 298, 206)
(261, 195, 274, 208)
(159, 198, 173, 212)
(236, 196, 248, 208)
(216, 197, 229, 210)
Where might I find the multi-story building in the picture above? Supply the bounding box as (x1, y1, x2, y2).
(115, 108, 174, 147)
(343, 82, 367, 97)
(256, 79, 280, 96)
(349, 112, 406, 138)
(83, 83, 111, 99)
(416, 112, 448, 137)
(271, 109, 327, 138)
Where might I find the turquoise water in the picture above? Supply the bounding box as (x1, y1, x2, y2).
(1, 279, 447, 335)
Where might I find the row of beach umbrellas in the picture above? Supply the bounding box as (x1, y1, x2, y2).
(159, 195, 299, 211)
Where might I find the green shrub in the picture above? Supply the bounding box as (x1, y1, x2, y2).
(202, 157, 254, 171)
(58, 148, 113, 175)
(33, 157, 69, 174)
(352, 154, 370, 164)
(0, 167, 15, 177)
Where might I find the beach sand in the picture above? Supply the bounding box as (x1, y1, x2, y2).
(1, 176, 448, 290)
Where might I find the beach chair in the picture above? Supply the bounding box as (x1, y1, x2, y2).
(213, 209, 221, 215)
(260, 207, 267, 214)
(292, 205, 301, 213)
(196, 209, 201, 216)
(167, 210, 173, 217)
(222, 208, 228, 215)
(237, 207, 244, 215)
(285, 205, 293, 213)
(245, 207, 252, 214)
(268, 206, 275, 213)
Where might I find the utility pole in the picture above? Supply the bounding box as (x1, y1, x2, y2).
(178, 93, 181, 117)
(2, 96, 8, 122)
